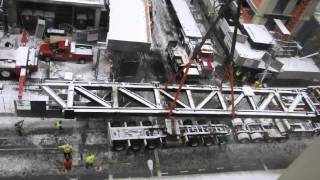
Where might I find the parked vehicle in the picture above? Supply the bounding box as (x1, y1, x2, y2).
(166, 41, 201, 82)
(167, 0, 215, 77)
(39, 40, 93, 63)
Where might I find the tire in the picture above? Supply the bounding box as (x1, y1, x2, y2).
(237, 133, 250, 143)
(203, 137, 213, 146)
(239, 138, 250, 144)
(251, 133, 264, 143)
(266, 138, 273, 143)
(0, 70, 12, 78)
(278, 138, 287, 143)
(113, 141, 126, 151)
(188, 137, 199, 147)
(146, 140, 157, 150)
(45, 57, 51, 62)
(79, 59, 85, 64)
(131, 140, 142, 152)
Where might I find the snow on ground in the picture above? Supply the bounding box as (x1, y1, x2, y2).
(126, 170, 282, 180)
(49, 61, 95, 81)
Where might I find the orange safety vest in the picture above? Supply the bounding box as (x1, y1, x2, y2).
(64, 159, 72, 168)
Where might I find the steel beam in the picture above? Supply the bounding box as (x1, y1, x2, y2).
(159, 89, 189, 108)
(67, 85, 74, 108)
(74, 86, 111, 108)
(288, 94, 302, 112)
(196, 91, 217, 109)
(42, 86, 67, 108)
(119, 88, 156, 108)
(40, 80, 320, 118)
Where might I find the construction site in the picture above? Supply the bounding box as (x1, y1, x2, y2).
(0, 0, 320, 179)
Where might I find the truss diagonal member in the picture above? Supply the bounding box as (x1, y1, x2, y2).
(67, 85, 74, 108)
(274, 92, 288, 112)
(248, 96, 257, 110)
(154, 89, 163, 108)
(217, 92, 227, 110)
(228, 93, 244, 110)
(42, 86, 66, 108)
(159, 89, 190, 108)
(186, 90, 195, 109)
(258, 93, 274, 111)
(196, 91, 217, 109)
(288, 94, 302, 112)
(118, 88, 156, 108)
(302, 93, 317, 113)
(74, 86, 112, 108)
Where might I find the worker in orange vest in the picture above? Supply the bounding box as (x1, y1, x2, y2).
(63, 157, 72, 171)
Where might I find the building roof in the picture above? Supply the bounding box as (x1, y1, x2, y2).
(170, 0, 202, 38)
(243, 24, 274, 45)
(236, 41, 266, 60)
(274, 19, 291, 35)
(277, 57, 320, 73)
(108, 0, 151, 43)
(16, 0, 105, 7)
(0, 47, 30, 67)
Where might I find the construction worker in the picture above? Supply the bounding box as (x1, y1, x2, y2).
(54, 120, 63, 131)
(254, 80, 262, 88)
(15, 120, 24, 136)
(58, 144, 73, 159)
(85, 153, 95, 169)
(241, 74, 247, 84)
(63, 157, 72, 171)
(235, 67, 242, 78)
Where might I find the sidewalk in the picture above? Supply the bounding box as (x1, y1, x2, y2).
(121, 170, 282, 180)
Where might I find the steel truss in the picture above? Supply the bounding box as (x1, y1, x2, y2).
(41, 80, 320, 118)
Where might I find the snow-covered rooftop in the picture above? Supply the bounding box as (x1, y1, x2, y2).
(275, 57, 320, 81)
(17, 0, 104, 7)
(170, 0, 202, 38)
(243, 24, 274, 45)
(0, 47, 30, 67)
(108, 0, 151, 43)
(277, 57, 320, 72)
(235, 41, 266, 60)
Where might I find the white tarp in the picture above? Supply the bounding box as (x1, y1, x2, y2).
(108, 0, 150, 43)
(243, 24, 274, 45)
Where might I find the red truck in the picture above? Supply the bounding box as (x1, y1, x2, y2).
(39, 40, 93, 63)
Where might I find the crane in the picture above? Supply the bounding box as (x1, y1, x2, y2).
(167, 0, 242, 119)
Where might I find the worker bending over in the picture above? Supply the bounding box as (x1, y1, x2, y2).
(15, 120, 24, 136)
(85, 153, 95, 169)
(54, 120, 63, 131)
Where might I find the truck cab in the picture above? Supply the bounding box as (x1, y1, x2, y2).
(243, 118, 264, 143)
(198, 40, 215, 77)
(232, 118, 250, 143)
(166, 41, 201, 82)
(184, 39, 215, 78)
(39, 40, 93, 63)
